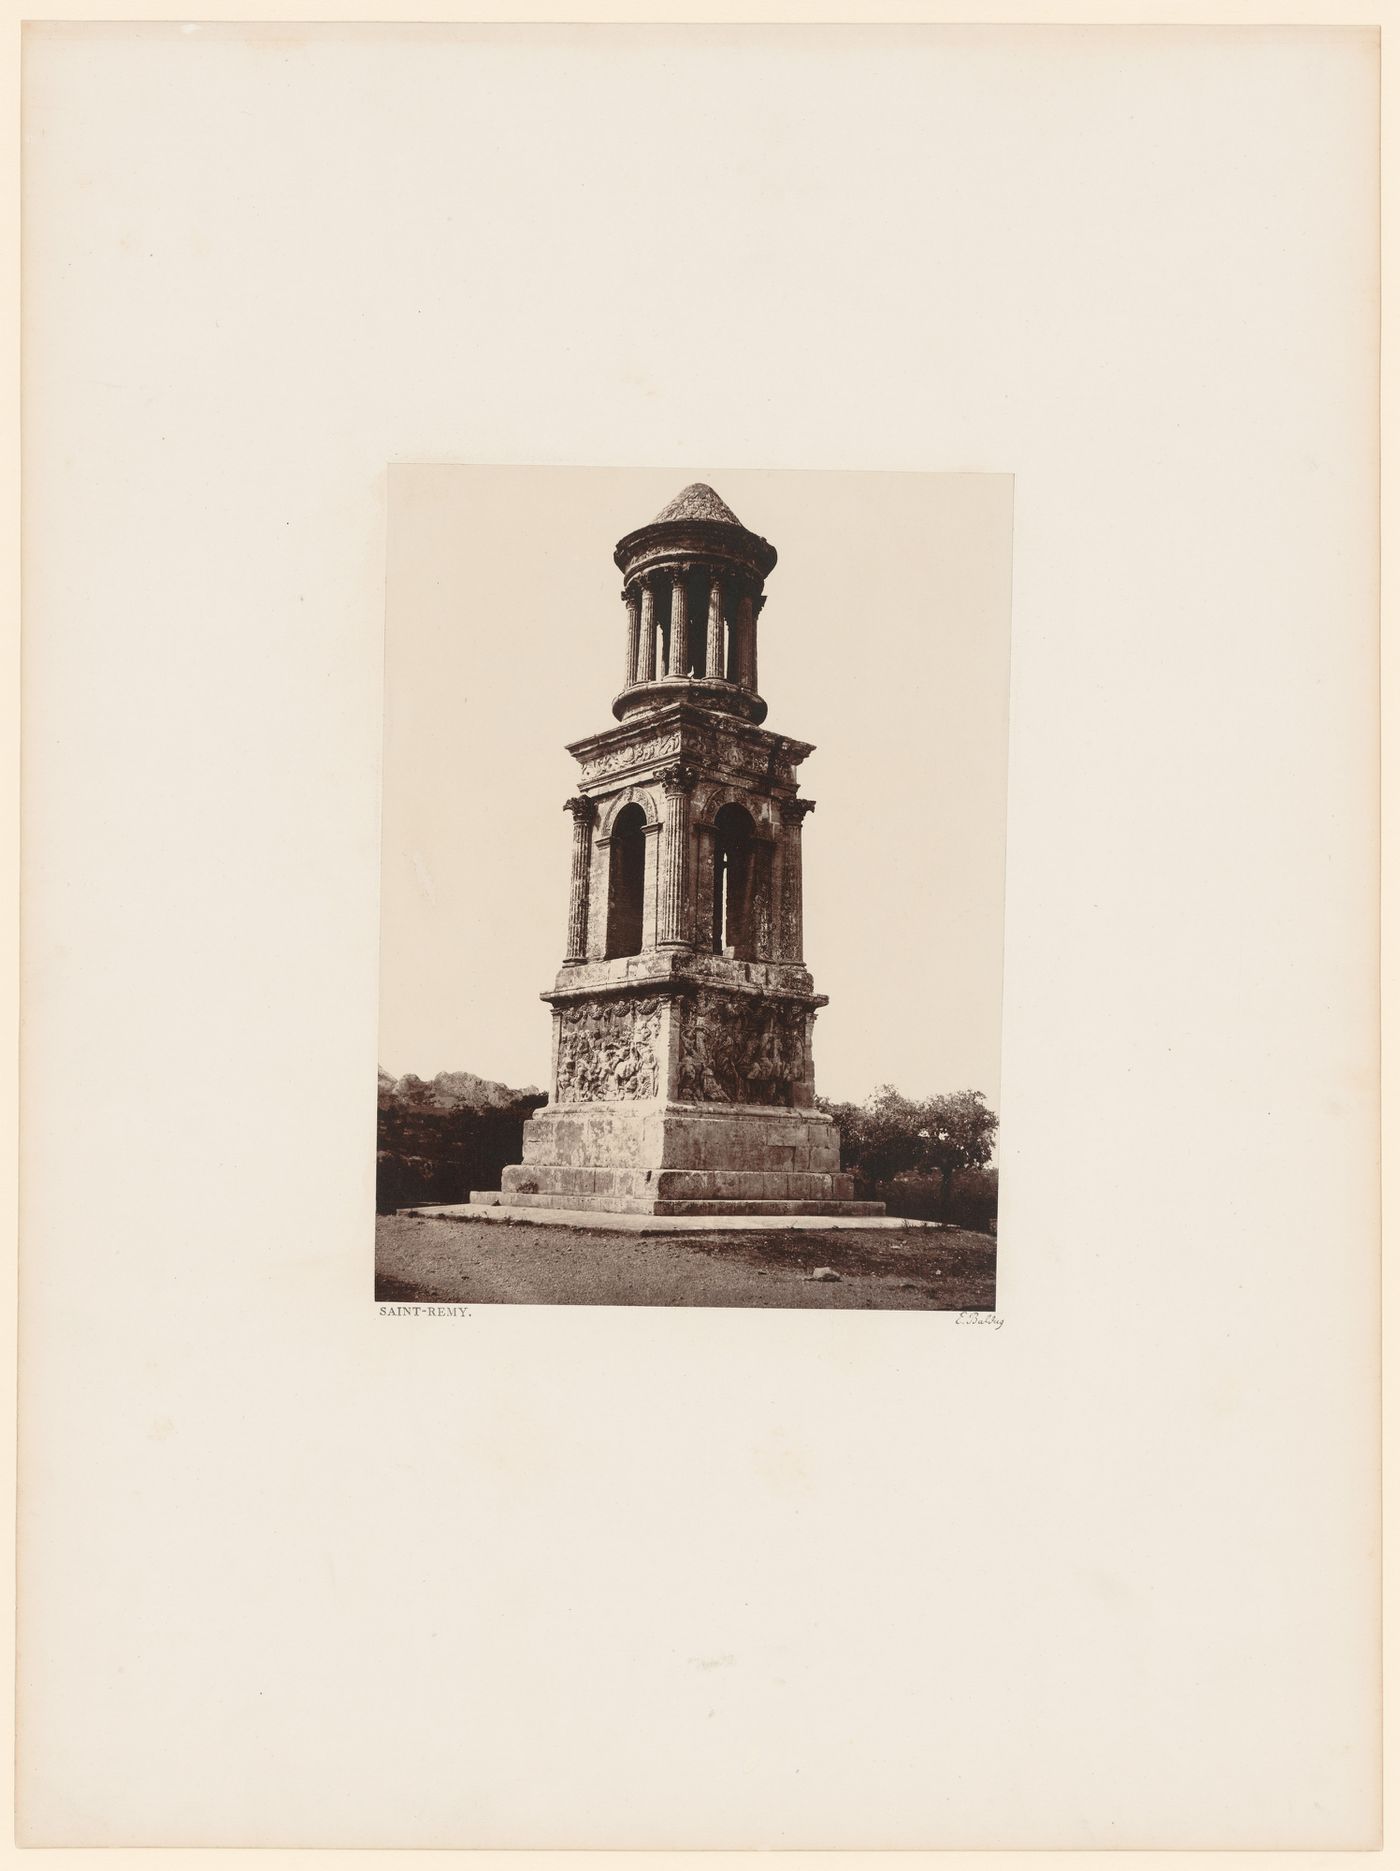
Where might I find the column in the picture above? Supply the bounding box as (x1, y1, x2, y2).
(667, 567, 691, 678)
(657, 763, 698, 947)
(734, 589, 756, 690)
(779, 797, 815, 961)
(695, 824, 718, 954)
(637, 577, 658, 682)
(562, 796, 597, 961)
(622, 586, 641, 686)
(705, 572, 725, 679)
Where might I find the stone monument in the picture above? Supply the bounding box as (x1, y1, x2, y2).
(473, 483, 884, 1218)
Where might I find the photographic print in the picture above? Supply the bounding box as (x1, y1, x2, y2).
(19, 18, 1378, 1851)
(377, 467, 1011, 1308)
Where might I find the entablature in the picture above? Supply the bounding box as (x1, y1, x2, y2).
(547, 949, 822, 1007)
(567, 701, 815, 798)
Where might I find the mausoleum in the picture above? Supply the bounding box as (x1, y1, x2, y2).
(474, 483, 883, 1218)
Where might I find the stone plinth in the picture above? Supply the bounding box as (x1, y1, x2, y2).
(479, 1101, 880, 1217)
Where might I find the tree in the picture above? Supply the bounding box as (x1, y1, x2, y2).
(916, 1089, 998, 1214)
(819, 1084, 922, 1186)
(819, 1084, 999, 1216)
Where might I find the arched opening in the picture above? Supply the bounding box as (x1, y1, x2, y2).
(711, 803, 756, 957)
(605, 804, 647, 958)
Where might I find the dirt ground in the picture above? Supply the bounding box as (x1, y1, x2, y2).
(376, 1212, 997, 1311)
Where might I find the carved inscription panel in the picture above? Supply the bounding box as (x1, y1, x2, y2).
(555, 996, 662, 1102)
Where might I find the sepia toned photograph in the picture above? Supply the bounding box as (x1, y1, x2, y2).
(18, 16, 1378, 1851)
(376, 466, 1011, 1308)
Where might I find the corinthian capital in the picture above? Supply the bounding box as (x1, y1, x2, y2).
(780, 796, 816, 825)
(660, 762, 699, 797)
(563, 795, 598, 825)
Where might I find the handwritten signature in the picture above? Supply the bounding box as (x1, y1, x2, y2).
(955, 1311, 1005, 1330)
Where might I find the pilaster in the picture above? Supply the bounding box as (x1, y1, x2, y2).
(586, 824, 611, 958)
(640, 820, 664, 949)
(657, 762, 698, 948)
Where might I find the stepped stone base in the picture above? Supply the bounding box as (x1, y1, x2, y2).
(472, 1191, 886, 1217)
(421, 1203, 928, 1234)
(480, 1100, 884, 1221)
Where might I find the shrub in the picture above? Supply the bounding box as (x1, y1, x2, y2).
(871, 1167, 998, 1232)
(819, 1085, 999, 1228)
(376, 1089, 546, 1213)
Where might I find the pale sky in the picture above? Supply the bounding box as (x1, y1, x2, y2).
(379, 466, 1011, 1107)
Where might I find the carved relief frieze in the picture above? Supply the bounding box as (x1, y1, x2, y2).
(579, 732, 682, 782)
(555, 995, 662, 1102)
(675, 991, 810, 1107)
(579, 724, 802, 792)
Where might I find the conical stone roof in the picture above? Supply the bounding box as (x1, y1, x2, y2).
(613, 479, 777, 582)
(649, 483, 745, 527)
